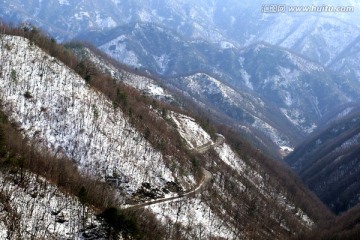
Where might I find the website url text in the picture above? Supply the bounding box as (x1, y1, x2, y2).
(262, 5, 355, 13)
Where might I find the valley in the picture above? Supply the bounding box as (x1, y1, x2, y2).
(1, 0, 360, 239)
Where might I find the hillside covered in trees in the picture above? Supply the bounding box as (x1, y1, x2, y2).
(0, 23, 359, 239)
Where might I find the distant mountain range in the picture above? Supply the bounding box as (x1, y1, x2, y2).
(2, 0, 360, 217)
(78, 21, 360, 157)
(2, 0, 359, 64)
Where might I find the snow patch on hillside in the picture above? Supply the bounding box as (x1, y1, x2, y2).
(58, 0, 69, 5)
(214, 142, 313, 228)
(95, 12, 117, 29)
(260, 14, 295, 45)
(170, 112, 212, 149)
(0, 171, 104, 239)
(338, 132, 360, 151)
(241, 69, 253, 90)
(139, 9, 153, 22)
(146, 198, 235, 239)
(0, 35, 180, 194)
(285, 52, 324, 73)
(100, 38, 139, 67)
(75, 47, 174, 101)
(220, 41, 235, 49)
(280, 108, 316, 134)
(280, 16, 317, 49)
(336, 107, 354, 119)
(215, 143, 246, 172)
(252, 117, 290, 147)
(154, 54, 169, 73)
(182, 73, 264, 111)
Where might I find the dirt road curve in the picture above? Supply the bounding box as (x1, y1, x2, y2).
(123, 134, 224, 209)
(125, 168, 212, 210)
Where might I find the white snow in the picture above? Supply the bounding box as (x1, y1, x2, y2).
(215, 143, 246, 173)
(252, 117, 290, 147)
(95, 12, 117, 29)
(146, 198, 235, 240)
(241, 69, 253, 90)
(0, 35, 178, 193)
(280, 146, 294, 152)
(100, 36, 140, 67)
(138, 9, 153, 22)
(74, 11, 90, 20)
(154, 54, 169, 73)
(170, 112, 212, 149)
(259, 14, 295, 45)
(0, 171, 103, 239)
(220, 41, 235, 49)
(285, 51, 324, 73)
(0, 34, 315, 238)
(336, 107, 354, 119)
(337, 132, 360, 152)
(214, 142, 313, 228)
(280, 108, 317, 134)
(183, 73, 261, 109)
(75, 47, 174, 101)
(58, 0, 69, 5)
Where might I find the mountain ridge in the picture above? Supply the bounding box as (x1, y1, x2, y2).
(0, 27, 334, 239)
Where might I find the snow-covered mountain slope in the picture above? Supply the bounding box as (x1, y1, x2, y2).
(93, 22, 360, 142)
(257, 14, 360, 66)
(168, 73, 294, 149)
(286, 108, 360, 214)
(78, 1, 359, 69)
(3, 0, 360, 158)
(70, 45, 174, 102)
(2, 0, 359, 66)
(0, 32, 336, 239)
(0, 33, 239, 239)
(0, 0, 233, 43)
(90, 22, 207, 75)
(0, 170, 105, 239)
(170, 112, 212, 150)
(147, 197, 235, 239)
(164, 55, 360, 157)
(330, 35, 360, 84)
(161, 111, 320, 239)
(237, 43, 360, 131)
(0, 35, 196, 197)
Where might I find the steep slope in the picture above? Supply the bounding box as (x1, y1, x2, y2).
(88, 22, 208, 75)
(147, 112, 322, 239)
(257, 13, 360, 66)
(10, 0, 356, 76)
(69, 43, 175, 102)
(310, 204, 360, 239)
(90, 22, 360, 155)
(0, 34, 195, 198)
(286, 106, 360, 213)
(0, 171, 106, 239)
(2, 0, 360, 68)
(330, 35, 360, 85)
(3, 1, 360, 157)
(166, 73, 291, 156)
(0, 33, 230, 239)
(237, 43, 360, 133)
(0, 0, 233, 43)
(0, 31, 335, 239)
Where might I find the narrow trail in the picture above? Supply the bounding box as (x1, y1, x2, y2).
(125, 168, 212, 210)
(123, 135, 224, 210)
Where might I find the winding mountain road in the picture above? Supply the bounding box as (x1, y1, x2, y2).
(123, 135, 224, 210)
(125, 168, 212, 210)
